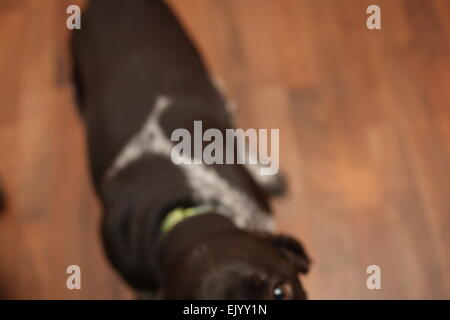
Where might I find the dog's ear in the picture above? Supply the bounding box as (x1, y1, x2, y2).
(262, 234, 311, 274)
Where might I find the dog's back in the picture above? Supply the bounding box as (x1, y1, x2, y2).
(73, 0, 230, 186)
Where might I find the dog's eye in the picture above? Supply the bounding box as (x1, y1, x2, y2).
(272, 282, 293, 300)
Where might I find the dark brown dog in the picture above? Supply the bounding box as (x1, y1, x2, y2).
(72, 0, 310, 299)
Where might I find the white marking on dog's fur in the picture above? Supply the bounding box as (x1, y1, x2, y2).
(106, 97, 172, 178)
(212, 76, 237, 117)
(107, 96, 275, 232)
(244, 161, 281, 190)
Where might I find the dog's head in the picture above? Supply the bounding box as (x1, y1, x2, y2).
(161, 230, 311, 300)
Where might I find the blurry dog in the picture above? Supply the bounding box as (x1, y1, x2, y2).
(72, 0, 310, 299)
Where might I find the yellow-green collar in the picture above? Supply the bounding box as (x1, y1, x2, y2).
(161, 205, 212, 234)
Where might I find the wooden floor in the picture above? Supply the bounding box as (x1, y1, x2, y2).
(0, 0, 449, 299)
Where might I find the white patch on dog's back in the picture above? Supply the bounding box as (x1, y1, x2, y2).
(107, 96, 275, 232)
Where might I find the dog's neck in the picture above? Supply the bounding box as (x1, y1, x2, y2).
(160, 205, 213, 234)
(157, 213, 238, 278)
